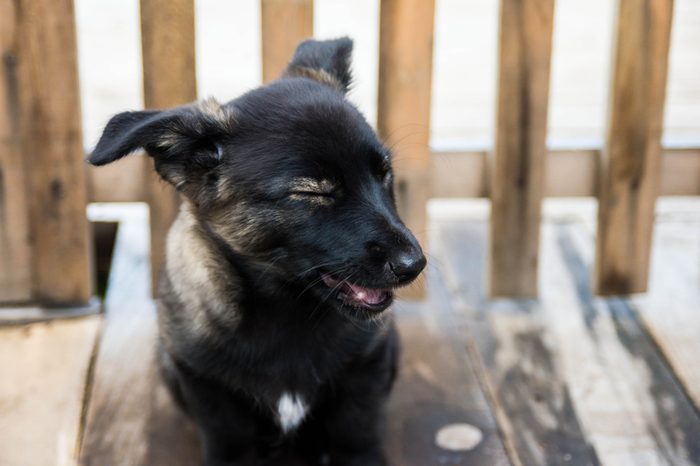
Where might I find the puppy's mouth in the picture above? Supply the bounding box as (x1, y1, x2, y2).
(321, 274, 393, 312)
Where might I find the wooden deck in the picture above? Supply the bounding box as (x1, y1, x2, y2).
(1, 199, 699, 466)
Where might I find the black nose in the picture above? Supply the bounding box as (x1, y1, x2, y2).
(389, 250, 427, 283)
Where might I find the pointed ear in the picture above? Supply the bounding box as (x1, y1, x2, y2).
(88, 98, 234, 201)
(284, 37, 353, 93)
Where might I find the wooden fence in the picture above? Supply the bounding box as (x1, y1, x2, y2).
(1, 0, 697, 309)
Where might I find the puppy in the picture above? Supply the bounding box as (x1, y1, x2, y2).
(88, 38, 426, 466)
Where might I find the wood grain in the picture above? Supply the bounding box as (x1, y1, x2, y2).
(261, 0, 314, 83)
(79, 205, 201, 466)
(434, 202, 700, 465)
(0, 0, 32, 303)
(489, 0, 555, 297)
(0, 316, 100, 466)
(631, 204, 700, 411)
(12, 0, 92, 305)
(435, 220, 600, 466)
(86, 156, 145, 203)
(140, 0, 197, 295)
(554, 218, 700, 464)
(377, 0, 436, 298)
(386, 287, 511, 464)
(595, 0, 675, 295)
(89, 148, 700, 203)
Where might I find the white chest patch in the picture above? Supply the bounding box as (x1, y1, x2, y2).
(276, 392, 307, 433)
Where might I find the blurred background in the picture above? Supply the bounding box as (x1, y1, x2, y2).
(77, 0, 700, 151)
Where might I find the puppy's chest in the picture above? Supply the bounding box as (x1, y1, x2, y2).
(231, 316, 372, 430)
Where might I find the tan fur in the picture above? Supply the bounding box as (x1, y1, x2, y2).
(198, 96, 236, 131)
(288, 177, 336, 206)
(155, 132, 185, 150)
(165, 202, 241, 336)
(288, 177, 336, 194)
(155, 97, 236, 152)
(290, 67, 344, 92)
(209, 200, 289, 252)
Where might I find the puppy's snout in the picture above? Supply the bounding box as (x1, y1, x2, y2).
(388, 247, 426, 283)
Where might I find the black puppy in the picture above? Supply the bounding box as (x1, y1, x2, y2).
(89, 38, 426, 466)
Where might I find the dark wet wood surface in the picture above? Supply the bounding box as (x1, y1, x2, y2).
(432, 201, 700, 465)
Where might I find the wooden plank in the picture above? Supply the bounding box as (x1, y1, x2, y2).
(140, 0, 197, 294)
(595, 0, 675, 295)
(434, 218, 601, 466)
(632, 201, 700, 412)
(377, 0, 436, 298)
(431, 151, 489, 199)
(540, 197, 700, 412)
(0, 0, 32, 303)
(13, 0, 92, 305)
(79, 204, 200, 466)
(0, 315, 101, 466)
(0, 299, 100, 325)
(260, 0, 314, 83)
(386, 284, 511, 464)
(551, 214, 700, 464)
(90, 148, 700, 203)
(659, 149, 700, 196)
(434, 201, 700, 465)
(86, 156, 145, 203)
(489, 0, 555, 297)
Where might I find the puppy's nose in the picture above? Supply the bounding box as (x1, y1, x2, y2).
(389, 250, 427, 283)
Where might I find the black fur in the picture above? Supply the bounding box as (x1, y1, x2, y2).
(89, 38, 425, 466)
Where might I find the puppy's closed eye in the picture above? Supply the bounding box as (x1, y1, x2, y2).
(288, 177, 337, 204)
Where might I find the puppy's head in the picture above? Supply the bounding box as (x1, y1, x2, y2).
(89, 38, 425, 319)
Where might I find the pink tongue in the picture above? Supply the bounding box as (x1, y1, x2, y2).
(347, 283, 385, 305)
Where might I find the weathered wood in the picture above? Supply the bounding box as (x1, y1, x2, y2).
(386, 289, 511, 464)
(595, 0, 675, 295)
(89, 148, 700, 203)
(434, 201, 700, 465)
(79, 205, 200, 466)
(431, 151, 490, 199)
(0, 315, 101, 466)
(11, 0, 92, 305)
(377, 0, 436, 298)
(435, 219, 600, 466)
(631, 201, 700, 412)
(489, 0, 555, 297)
(552, 216, 700, 464)
(0, 299, 100, 325)
(140, 0, 197, 294)
(659, 149, 700, 196)
(260, 0, 314, 83)
(86, 156, 145, 203)
(0, 0, 32, 303)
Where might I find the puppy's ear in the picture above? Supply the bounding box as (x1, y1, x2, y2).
(88, 98, 234, 201)
(284, 37, 353, 93)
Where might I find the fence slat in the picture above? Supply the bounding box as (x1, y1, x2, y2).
(13, 0, 91, 305)
(595, 0, 674, 295)
(378, 0, 436, 299)
(140, 0, 197, 292)
(261, 0, 314, 83)
(0, 0, 32, 303)
(489, 0, 555, 297)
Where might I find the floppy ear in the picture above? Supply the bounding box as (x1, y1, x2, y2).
(88, 98, 234, 200)
(284, 37, 353, 93)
